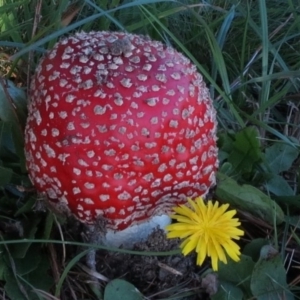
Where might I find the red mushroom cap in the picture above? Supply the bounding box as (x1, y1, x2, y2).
(25, 31, 218, 230)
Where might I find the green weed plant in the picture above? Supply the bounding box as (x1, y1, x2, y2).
(0, 0, 299, 299)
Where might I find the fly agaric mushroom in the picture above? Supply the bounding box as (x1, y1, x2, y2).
(25, 31, 218, 248)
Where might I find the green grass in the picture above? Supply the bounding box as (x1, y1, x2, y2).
(0, 0, 300, 299)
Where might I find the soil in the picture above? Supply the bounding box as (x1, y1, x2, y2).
(50, 215, 217, 299)
(95, 229, 211, 299)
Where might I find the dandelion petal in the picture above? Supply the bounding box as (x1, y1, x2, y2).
(166, 197, 244, 271)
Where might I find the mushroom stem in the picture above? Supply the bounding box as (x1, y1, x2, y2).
(103, 214, 171, 248)
(84, 226, 103, 295)
(85, 224, 101, 270)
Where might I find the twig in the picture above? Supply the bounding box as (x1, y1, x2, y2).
(157, 261, 183, 276)
(48, 243, 61, 284)
(77, 263, 109, 282)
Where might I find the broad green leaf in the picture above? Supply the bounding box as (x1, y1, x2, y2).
(4, 267, 28, 300)
(274, 196, 300, 209)
(0, 80, 26, 171)
(216, 172, 284, 224)
(251, 246, 294, 300)
(9, 122, 26, 171)
(228, 127, 262, 174)
(0, 165, 13, 185)
(0, 79, 27, 126)
(218, 150, 229, 165)
(13, 245, 41, 276)
(104, 279, 143, 300)
(243, 238, 269, 262)
(4, 251, 52, 300)
(0, 121, 19, 158)
(285, 216, 300, 230)
(0, 121, 26, 171)
(219, 162, 233, 174)
(265, 175, 294, 196)
(217, 130, 235, 153)
(265, 143, 299, 174)
(212, 281, 243, 300)
(24, 253, 53, 297)
(218, 255, 254, 296)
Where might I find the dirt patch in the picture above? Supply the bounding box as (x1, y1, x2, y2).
(96, 229, 209, 299)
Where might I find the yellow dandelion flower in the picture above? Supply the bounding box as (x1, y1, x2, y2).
(166, 197, 244, 271)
